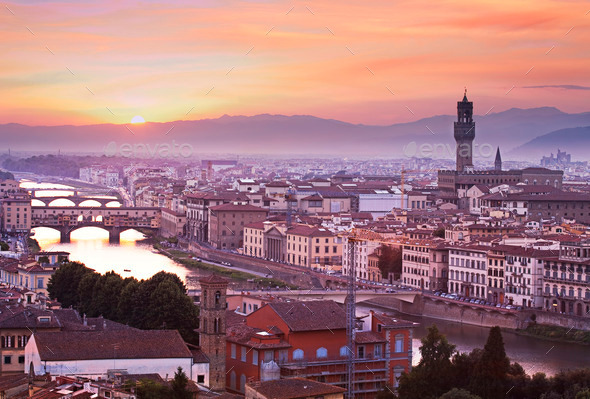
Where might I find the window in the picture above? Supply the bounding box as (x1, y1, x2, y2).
(240, 374, 246, 393)
(357, 346, 365, 359)
(197, 375, 205, 383)
(231, 343, 236, 359)
(241, 346, 247, 362)
(264, 350, 273, 363)
(395, 334, 404, 353)
(374, 344, 382, 358)
(215, 291, 221, 305)
(252, 349, 258, 365)
(340, 346, 349, 357)
(278, 349, 288, 363)
(230, 371, 236, 390)
(293, 349, 304, 360)
(37, 278, 44, 288)
(316, 347, 328, 359)
(394, 366, 405, 388)
(3, 356, 10, 364)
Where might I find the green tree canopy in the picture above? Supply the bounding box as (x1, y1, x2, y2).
(470, 326, 510, 399)
(398, 325, 457, 399)
(47, 263, 199, 343)
(171, 367, 192, 399)
(47, 261, 94, 308)
(439, 388, 482, 399)
(377, 244, 403, 278)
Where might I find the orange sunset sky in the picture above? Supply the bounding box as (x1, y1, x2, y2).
(1, 0, 589, 126)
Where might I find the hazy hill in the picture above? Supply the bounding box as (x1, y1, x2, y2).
(1, 107, 590, 158)
(510, 126, 590, 161)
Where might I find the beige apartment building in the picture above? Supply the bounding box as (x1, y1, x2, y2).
(1, 193, 31, 233)
(243, 221, 342, 270)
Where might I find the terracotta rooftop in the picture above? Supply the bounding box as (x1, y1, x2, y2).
(267, 300, 346, 332)
(32, 330, 192, 361)
(248, 378, 346, 398)
(209, 203, 268, 212)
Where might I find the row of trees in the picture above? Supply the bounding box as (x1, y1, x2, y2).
(47, 262, 200, 344)
(129, 367, 193, 399)
(379, 325, 590, 399)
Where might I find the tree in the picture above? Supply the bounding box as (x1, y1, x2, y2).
(47, 262, 94, 308)
(136, 378, 171, 399)
(439, 389, 482, 399)
(145, 278, 200, 344)
(376, 386, 397, 399)
(171, 367, 192, 399)
(377, 244, 403, 278)
(398, 325, 456, 399)
(470, 326, 510, 399)
(525, 373, 550, 399)
(37, 255, 50, 264)
(47, 262, 199, 343)
(433, 227, 445, 238)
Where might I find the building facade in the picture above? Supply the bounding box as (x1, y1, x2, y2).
(199, 275, 229, 391)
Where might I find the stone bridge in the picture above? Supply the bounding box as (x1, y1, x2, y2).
(229, 289, 419, 304)
(32, 195, 122, 207)
(31, 206, 160, 243)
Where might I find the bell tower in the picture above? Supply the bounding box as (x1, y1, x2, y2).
(454, 89, 475, 172)
(199, 275, 228, 391)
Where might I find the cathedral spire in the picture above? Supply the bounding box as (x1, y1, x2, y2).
(495, 147, 502, 171)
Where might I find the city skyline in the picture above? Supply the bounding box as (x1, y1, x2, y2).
(1, 0, 589, 127)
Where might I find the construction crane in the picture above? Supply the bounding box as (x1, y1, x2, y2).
(398, 165, 432, 212)
(344, 232, 359, 399)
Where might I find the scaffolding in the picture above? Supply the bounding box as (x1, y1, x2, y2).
(345, 235, 359, 398)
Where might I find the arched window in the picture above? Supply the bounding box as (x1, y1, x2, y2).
(214, 318, 220, 333)
(215, 291, 221, 306)
(230, 371, 236, 390)
(316, 347, 328, 359)
(394, 366, 405, 388)
(293, 349, 304, 360)
(240, 374, 247, 392)
(340, 346, 349, 357)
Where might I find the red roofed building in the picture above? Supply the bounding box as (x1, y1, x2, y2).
(225, 300, 415, 398)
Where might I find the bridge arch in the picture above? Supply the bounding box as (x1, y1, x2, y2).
(78, 199, 103, 207)
(31, 199, 46, 207)
(105, 200, 122, 207)
(47, 198, 76, 207)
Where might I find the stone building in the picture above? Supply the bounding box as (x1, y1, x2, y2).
(199, 275, 229, 391)
(437, 92, 563, 206)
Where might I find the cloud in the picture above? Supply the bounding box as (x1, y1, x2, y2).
(523, 85, 590, 91)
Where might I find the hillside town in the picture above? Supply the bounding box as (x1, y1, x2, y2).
(0, 94, 589, 398)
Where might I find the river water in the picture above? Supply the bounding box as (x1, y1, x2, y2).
(31, 226, 203, 287)
(357, 304, 590, 377)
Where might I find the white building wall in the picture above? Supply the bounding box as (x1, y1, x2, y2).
(192, 362, 210, 387)
(26, 338, 193, 380)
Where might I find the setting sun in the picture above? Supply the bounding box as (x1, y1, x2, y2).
(131, 115, 145, 124)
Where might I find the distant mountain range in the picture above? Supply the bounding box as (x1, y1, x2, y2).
(1, 107, 589, 160)
(510, 126, 590, 161)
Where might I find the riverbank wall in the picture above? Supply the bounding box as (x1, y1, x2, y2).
(365, 295, 590, 332)
(366, 295, 524, 329)
(187, 242, 318, 288)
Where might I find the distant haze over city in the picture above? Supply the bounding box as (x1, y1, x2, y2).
(1, 106, 589, 160)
